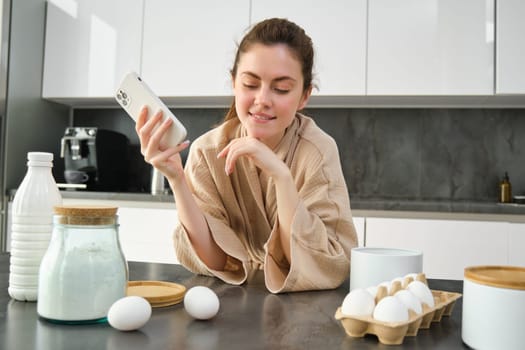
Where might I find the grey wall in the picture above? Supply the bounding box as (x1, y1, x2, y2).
(1, 0, 70, 250)
(306, 108, 525, 202)
(3, 0, 69, 190)
(73, 107, 525, 202)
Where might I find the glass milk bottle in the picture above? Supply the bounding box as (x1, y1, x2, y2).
(8, 152, 62, 301)
(37, 206, 128, 323)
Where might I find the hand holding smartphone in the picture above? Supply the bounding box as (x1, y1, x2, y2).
(115, 71, 187, 148)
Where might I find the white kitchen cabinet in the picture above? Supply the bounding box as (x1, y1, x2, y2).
(60, 198, 180, 264)
(141, 0, 249, 97)
(365, 217, 508, 280)
(41, 0, 524, 107)
(367, 0, 494, 95)
(6, 199, 181, 264)
(352, 216, 365, 247)
(117, 206, 180, 264)
(42, 0, 143, 99)
(251, 0, 367, 96)
(496, 0, 525, 94)
(508, 223, 525, 266)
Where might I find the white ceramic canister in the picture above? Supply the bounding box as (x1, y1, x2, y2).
(350, 247, 423, 291)
(37, 206, 128, 323)
(462, 266, 525, 350)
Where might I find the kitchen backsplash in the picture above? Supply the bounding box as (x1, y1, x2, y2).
(73, 108, 525, 201)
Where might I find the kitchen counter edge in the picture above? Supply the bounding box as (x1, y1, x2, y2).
(23, 191, 523, 223)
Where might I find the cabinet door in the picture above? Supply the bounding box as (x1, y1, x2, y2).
(509, 223, 525, 266)
(118, 207, 180, 264)
(496, 0, 525, 94)
(142, 0, 249, 97)
(42, 0, 143, 99)
(251, 0, 367, 96)
(365, 217, 507, 280)
(61, 198, 180, 264)
(353, 216, 365, 247)
(367, 0, 494, 95)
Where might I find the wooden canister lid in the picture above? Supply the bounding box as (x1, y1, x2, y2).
(53, 205, 118, 225)
(464, 265, 525, 290)
(127, 281, 186, 308)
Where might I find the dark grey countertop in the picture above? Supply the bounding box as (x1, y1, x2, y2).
(59, 190, 175, 203)
(0, 253, 467, 349)
(52, 190, 525, 216)
(350, 197, 525, 216)
(10, 187, 525, 215)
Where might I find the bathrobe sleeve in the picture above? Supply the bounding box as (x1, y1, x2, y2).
(264, 131, 358, 293)
(172, 141, 250, 286)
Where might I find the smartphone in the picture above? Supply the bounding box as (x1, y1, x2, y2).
(115, 71, 187, 148)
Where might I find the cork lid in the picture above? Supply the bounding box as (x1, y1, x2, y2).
(54, 205, 118, 225)
(464, 265, 525, 290)
(127, 281, 186, 308)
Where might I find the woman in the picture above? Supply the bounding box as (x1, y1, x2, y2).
(136, 18, 357, 293)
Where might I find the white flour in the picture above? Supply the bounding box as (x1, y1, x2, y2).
(37, 226, 127, 321)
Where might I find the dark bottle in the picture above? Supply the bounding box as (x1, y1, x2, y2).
(499, 172, 512, 203)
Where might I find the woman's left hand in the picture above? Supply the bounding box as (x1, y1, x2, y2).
(217, 136, 288, 180)
(219, 136, 298, 263)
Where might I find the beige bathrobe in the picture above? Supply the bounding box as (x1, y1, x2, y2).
(173, 113, 357, 293)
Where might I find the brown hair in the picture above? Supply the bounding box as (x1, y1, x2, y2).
(223, 18, 315, 122)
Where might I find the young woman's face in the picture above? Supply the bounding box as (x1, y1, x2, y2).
(233, 43, 311, 149)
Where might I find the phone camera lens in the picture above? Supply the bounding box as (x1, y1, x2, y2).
(122, 92, 127, 99)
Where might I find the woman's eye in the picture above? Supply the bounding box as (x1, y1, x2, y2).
(243, 83, 257, 89)
(274, 88, 290, 94)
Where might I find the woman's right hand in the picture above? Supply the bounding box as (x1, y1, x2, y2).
(135, 106, 190, 182)
(137, 107, 225, 269)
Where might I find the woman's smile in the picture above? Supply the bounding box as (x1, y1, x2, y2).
(249, 111, 277, 123)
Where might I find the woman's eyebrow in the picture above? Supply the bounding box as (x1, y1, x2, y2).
(241, 71, 297, 83)
(241, 72, 260, 79)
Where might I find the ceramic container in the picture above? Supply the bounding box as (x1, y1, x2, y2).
(462, 265, 525, 350)
(349, 247, 423, 291)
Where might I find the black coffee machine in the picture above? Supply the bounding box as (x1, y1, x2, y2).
(60, 127, 129, 191)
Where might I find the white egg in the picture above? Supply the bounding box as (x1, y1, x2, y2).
(407, 280, 435, 307)
(373, 296, 409, 323)
(341, 288, 375, 317)
(394, 289, 423, 314)
(184, 286, 220, 320)
(108, 296, 152, 331)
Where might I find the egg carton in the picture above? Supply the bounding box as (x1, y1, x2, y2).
(334, 274, 462, 345)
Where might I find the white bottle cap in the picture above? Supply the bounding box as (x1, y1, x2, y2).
(27, 152, 53, 167)
(27, 152, 53, 162)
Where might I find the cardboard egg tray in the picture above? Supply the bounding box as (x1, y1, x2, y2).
(334, 275, 462, 345)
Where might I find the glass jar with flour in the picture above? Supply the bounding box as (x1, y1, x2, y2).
(37, 206, 128, 323)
